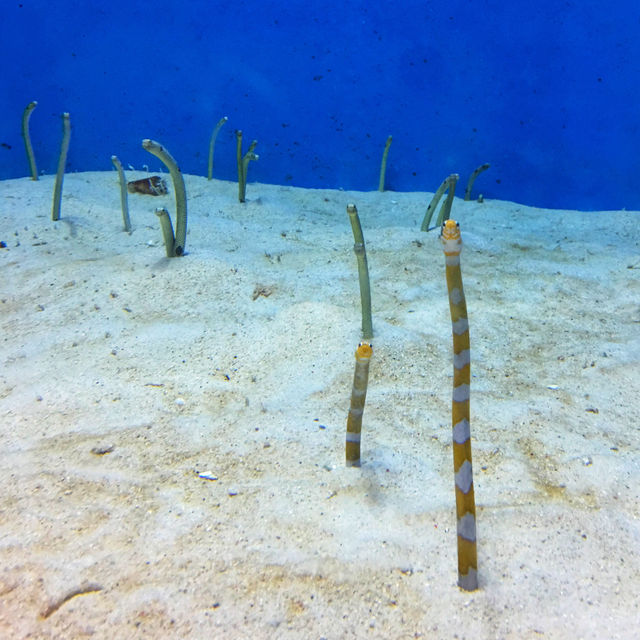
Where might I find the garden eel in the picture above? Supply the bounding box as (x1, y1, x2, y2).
(345, 342, 373, 467)
(440, 219, 478, 591)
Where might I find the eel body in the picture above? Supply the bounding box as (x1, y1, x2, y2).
(345, 342, 373, 467)
(440, 219, 478, 591)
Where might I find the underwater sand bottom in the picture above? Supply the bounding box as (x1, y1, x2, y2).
(0, 172, 638, 638)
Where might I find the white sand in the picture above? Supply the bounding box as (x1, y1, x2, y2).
(1, 171, 639, 638)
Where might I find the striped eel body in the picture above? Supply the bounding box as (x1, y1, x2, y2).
(440, 219, 478, 591)
(345, 342, 373, 467)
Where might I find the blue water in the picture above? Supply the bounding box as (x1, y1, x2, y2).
(1, 0, 639, 210)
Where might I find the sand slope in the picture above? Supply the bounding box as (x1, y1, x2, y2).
(1, 172, 639, 638)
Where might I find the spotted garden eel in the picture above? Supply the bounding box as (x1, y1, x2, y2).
(440, 219, 478, 591)
(345, 342, 373, 467)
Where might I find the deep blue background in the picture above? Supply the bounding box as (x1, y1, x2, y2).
(1, 0, 639, 209)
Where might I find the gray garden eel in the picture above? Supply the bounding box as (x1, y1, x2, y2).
(21, 101, 38, 180)
(464, 163, 490, 201)
(110, 155, 132, 233)
(235, 130, 259, 202)
(208, 116, 228, 180)
(421, 173, 459, 232)
(435, 173, 458, 229)
(378, 135, 392, 191)
(154, 207, 176, 258)
(51, 112, 71, 221)
(346, 203, 373, 340)
(142, 139, 187, 256)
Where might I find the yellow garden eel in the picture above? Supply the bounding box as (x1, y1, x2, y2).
(440, 219, 478, 591)
(345, 342, 373, 467)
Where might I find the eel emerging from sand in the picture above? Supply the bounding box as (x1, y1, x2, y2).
(345, 341, 373, 467)
(440, 219, 478, 591)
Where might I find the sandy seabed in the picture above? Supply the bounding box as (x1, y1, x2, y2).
(0, 171, 639, 639)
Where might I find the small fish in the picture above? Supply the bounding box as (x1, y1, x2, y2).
(127, 175, 168, 195)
